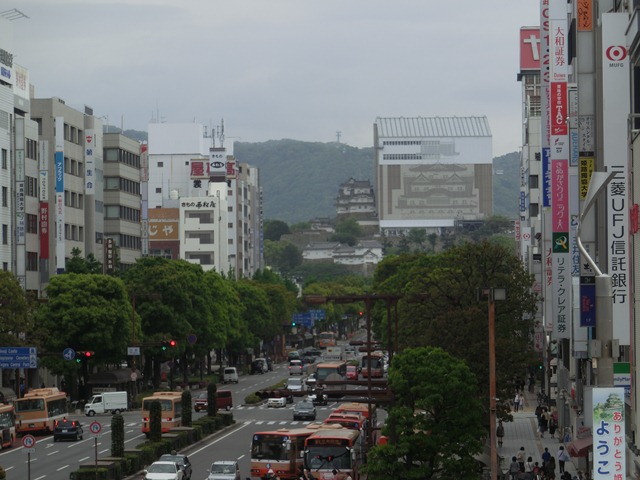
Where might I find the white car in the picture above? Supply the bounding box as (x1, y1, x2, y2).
(267, 397, 287, 408)
(286, 377, 304, 393)
(143, 460, 185, 480)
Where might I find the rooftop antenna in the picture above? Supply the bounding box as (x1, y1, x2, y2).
(336, 131, 342, 143)
(0, 9, 29, 20)
(217, 118, 225, 148)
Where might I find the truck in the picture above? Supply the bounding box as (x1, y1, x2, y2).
(84, 391, 128, 416)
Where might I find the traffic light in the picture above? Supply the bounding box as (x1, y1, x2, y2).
(75, 351, 94, 363)
(169, 339, 176, 347)
(291, 320, 297, 327)
(161, 340, 177, 350)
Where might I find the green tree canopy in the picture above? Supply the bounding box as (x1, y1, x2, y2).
(263, 219, 291, 241)
(365, 347, 484, 479)
(372, 241, 537, 421)
(0, 271, 31, 346)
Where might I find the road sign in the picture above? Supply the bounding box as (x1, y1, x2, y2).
(63, 348, 76, 361)
(127, 347, 140, 356)
(0, 347, 38, 369)
(89, 421, 102, 434)
(22, 434, 36, 448)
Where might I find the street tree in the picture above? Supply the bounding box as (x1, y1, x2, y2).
(0, 271, 31, 346)
(263, 219, 291, 241)
(372, 241, 537, 421)
(36, 274, 132, 399)
(364, 347, 484, 480)
(65, 247, 103, 274)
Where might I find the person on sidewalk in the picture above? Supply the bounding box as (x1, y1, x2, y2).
(514, 392, 521, 412)
(525, 456, 535, 475)
(539, 409, 549, 438)
(516, 446, 526, 471)
(557, 446, 570, 474)
(497, 420, 505, 448)
(541, 447, 551, 464)
(509, 456, 521, 480)
(543, 456, 556, 480)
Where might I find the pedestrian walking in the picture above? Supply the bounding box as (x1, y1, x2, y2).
(550, 409, 558, 438)
(557, 446, 570, 474)
(539, 409, 549, 438)
(516, 446, 526, 471)
(514, 392, 521, 412)
(542, 447, 551, 464)
(525, 456, 535, 475)
(497, 420, 505, 448)
(543, 456, 556, 480)
(509, 456, 521, 480)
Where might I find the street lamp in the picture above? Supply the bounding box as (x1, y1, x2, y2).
(479, 287, 506, 480)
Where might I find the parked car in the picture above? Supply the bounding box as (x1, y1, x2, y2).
(208, 460, 240, 480)
(293, 401, 317, 421)
(267, 397, 287, 408)
(289, 359, 303, 375)
(53, 418, 84, 442)
(223, 367, 239, 384)
(159, 453, 192, 480)
(346, 365, 358, 380)
(143, 461, 185, 480)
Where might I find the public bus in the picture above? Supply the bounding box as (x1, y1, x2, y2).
(315, 361, 347, 397)
(323, 413, 366, 431)
(304, 424, 365, 480)
(0, 404, 16, 448)
(141, 391, 182, 436)
(250, 426, 319, 479)
(14, 387, 67, 435)
(360, 352, 385, 378)
(333, 402, 377, 428)
(317, 331, 337, 349)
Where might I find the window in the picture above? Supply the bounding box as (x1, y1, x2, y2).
(157, 161, 164, 167)
(1, 149, 6, 169)
(27, 214, 38, 234)
(1, 186, 6, 207)
(27, 252, 38, 271)
(529, 175, 539, 189)
(155, 188, 162, 194)
(2, 225, 7, 245)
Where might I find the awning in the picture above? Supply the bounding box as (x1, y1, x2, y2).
(567, 436, 592, 458)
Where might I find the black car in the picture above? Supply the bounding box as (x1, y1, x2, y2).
(251, 359, 266, 374)
(53, 418, 84, 441)
(159, 453, 192, 480)
(293, 401, 317, 421)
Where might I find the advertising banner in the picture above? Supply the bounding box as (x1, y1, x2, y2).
(593, 387, 625, 480)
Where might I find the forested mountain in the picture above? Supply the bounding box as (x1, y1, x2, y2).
(234, 140, 375, 223)
(234, 140, 521, 224)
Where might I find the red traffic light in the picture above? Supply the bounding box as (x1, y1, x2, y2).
(169, 340, 176, 347)
(84, 351, 94, 357)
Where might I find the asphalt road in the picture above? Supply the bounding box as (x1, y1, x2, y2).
(0, 362, 347, 480)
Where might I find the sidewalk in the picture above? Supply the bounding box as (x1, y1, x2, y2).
(497, 388, 580, 478)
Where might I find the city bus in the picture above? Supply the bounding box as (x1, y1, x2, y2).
(250, 426, 319, 479)
(14, 387, 67, 435)
(141, 391, 182, 436)
(304, 424, 364, 480)
(315, 361, 347, 397)
(323, 413, 366, 431)
(0, 404, 16, 448)
(360, 352, 385, 378)
(317, 331, 337, 349)
(333, 402, 377, 427)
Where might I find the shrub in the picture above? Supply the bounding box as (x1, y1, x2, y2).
(244, 392, 262, 404)
(207, 383, 217, 416)
(149, 400, 162, 443)
(181, 390, 192, 427)
(111, 414, 125, 457)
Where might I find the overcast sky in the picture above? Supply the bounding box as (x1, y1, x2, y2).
(10, 1, 538, 156)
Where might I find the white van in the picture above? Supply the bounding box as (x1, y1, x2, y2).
(223, 367, 239, 384)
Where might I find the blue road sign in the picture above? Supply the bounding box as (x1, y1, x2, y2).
(63, 348, 76, 361)
(0, 347, 38, 369)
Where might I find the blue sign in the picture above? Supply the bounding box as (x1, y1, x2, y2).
(292, 309, 326, 328)
(542, 147, 551, 208)
(63, 348, 76, 361)
(0, 347, 38, 369)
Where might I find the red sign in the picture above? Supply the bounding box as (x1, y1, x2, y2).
(520, 28, 541, 71)
(39, 202, 49, 259)
(550, 82, 568, 136)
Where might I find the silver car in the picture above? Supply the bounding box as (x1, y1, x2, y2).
(208, 460, 240, 480)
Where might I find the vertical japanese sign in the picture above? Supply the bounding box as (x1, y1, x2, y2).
(55, 117, 65, 274)
(602, 13, 630, 344)
(593, 387, 625, 480)
(39, 140, 49, 260)
(549, 0, 570, 339)
(84, 130, 96, 195)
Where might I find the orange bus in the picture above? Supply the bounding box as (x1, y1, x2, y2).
(360, 353, 385, 378)
(0, 404, 16, 448)
(250, 426, 318, 479)
(317, 331, 337, 349)
(15, 387, 67, 435)
(323, 413, 366, 431)
(141, 391, 182, 436)
(304, 424, 365, 480)
(333, 402, 377, 427)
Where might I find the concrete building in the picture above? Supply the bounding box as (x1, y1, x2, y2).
(374, 116, 493, 237)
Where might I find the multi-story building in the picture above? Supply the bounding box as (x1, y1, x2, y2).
(335, 177, 377, 227)
(146, 122, 262, 278)
(373, 116, 493, 237)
